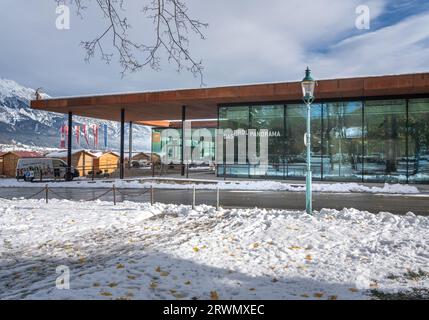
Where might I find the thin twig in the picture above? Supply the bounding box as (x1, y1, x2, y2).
(55, 0, 207, 85)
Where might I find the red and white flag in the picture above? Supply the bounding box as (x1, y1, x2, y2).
(82, 124, 90, 147)
(95, 125, 99, 148)
(64, 125, 69, 148)
(92, 124, 99, 148)
(75, 125, 80, 145)
(60, 125, 65, 148)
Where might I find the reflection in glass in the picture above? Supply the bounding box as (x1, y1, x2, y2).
(285, 104, 323, 179)
(363, 100, 407, 183)
(323, 101, 363, 181)
(215, 99, 429, 183)
(250, 105, 284, 177)
(408, 99, 429, 183)
(151, 127, 216, 165)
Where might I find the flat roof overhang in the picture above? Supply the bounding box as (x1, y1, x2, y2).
(31, 73, 429, 126)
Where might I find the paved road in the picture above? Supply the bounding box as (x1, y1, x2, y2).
(1, 187, 428, 215)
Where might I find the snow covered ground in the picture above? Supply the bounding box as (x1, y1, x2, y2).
(1, 199, 428, 300)
(0, 178, 421, 194)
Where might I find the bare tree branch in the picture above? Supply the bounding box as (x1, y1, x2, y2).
(56, 0, 207, 85)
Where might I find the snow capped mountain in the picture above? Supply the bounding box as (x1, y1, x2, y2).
(0, 78, 151, 151)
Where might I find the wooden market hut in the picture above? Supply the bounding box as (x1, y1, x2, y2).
(0, 152, 5, 176)
(93, 151, 119, 174)
(131, 152, 161, 164)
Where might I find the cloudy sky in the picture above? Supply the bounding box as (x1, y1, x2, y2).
(1, 0, 428, 97)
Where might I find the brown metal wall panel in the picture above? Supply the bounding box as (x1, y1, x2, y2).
(31, 73, 429, 123)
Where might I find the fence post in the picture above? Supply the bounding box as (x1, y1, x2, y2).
(216, 187, 220, 211)
(45, 184, 49, 204)
(150, 185, 154, 206)
(113, 184, 116, 205)
(92, 164, 95, 181)
(186, 163, 189, 179)
(192, 186, 196, 210)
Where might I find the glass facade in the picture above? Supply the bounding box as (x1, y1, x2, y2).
(323, 101, 363, 181)
(408, 99, 429, 183)
(363, 100, 407, 183)
(216, 98, 429, 183)
(150, 98, 429, 183)
(151, 127, 216, 165)
(284, 104, 324, 179)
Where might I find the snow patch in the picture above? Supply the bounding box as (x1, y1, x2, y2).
(0, 199, 428, 299)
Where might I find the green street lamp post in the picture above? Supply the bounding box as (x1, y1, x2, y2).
(301, 67, 316, 215)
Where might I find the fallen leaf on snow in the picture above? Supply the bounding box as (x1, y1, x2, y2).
(210, 291, 219, 300)
(172, 292, 186, 299)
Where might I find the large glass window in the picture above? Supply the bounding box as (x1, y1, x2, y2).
(218, 106, 250, 177)
(214, 98, 429, 183)
(323, 101, 363, 181)
(363, 100, 407, 183)
(152, 127, 216, 165)
(285, 104, 323, 179)
(190, 128, 216, 165)
(249, 105, 285, 177)
(408, 98, 429, 183)
(152, 128, 182, 164)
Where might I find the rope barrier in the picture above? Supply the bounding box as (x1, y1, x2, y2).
(85, 189, 113, 202)
(47, 187, 113, 202)
(18, 185, 223, 210)
(115, 188, 149, 196)
(26, 188, 47, 199)
(47, 188, 70, 200)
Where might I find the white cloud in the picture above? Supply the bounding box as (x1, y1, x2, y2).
(310, 11, 429, 79)
(0, 0, 427, 96)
